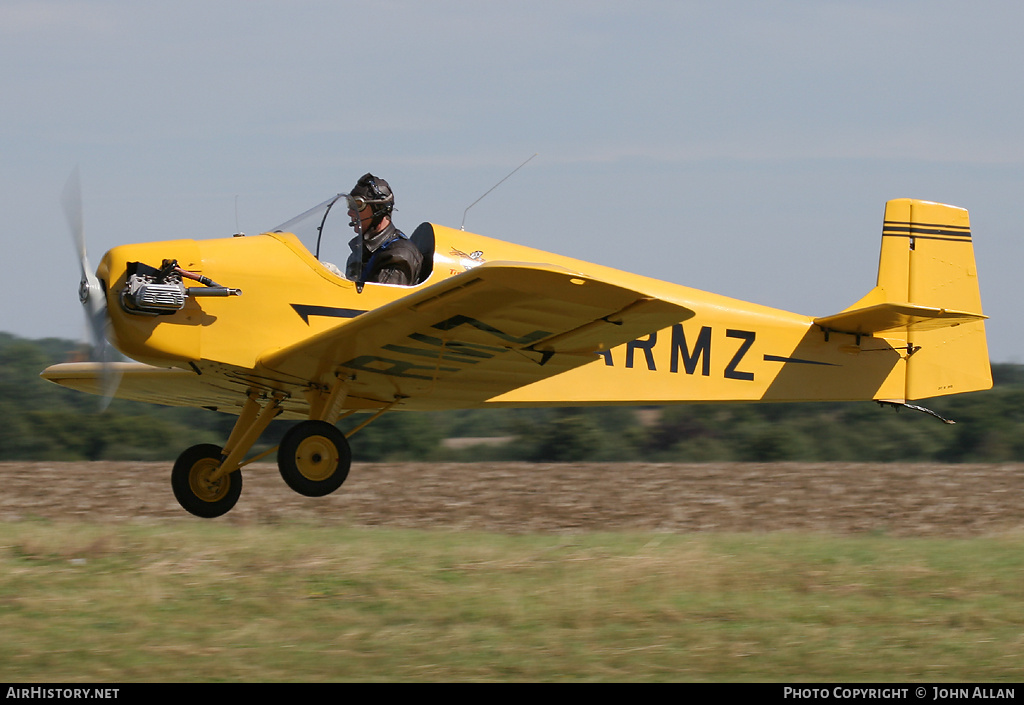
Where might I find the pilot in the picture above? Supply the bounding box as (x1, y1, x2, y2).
(345, 173, 423, 286)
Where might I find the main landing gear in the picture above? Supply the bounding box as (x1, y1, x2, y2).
(170, 388, 389, 518)
(277, 420, 351, 497)
(171, 443, 243, 519)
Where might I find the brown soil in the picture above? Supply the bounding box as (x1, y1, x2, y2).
(2, 462, 1022, 537)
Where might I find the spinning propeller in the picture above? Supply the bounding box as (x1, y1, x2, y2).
(61, 167, 121, 407)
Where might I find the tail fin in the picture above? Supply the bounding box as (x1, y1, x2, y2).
(815, 199, 991, 401)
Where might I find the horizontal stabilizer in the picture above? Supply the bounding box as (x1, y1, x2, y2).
(814, 303, 987, 336)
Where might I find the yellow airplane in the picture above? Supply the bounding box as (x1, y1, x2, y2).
(41, 173, 991, 518)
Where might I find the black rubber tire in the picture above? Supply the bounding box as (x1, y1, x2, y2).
(277, 421, 352, 497)
(171, 443, 242, 518)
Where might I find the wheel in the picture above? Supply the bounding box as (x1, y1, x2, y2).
(171, 443, 242, 518)
(277, 420, 352, 497)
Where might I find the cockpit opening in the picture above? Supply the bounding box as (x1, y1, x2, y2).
(271, 193, 434, 287)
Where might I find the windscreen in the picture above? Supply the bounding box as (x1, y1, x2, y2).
(272, 193, 360, 279)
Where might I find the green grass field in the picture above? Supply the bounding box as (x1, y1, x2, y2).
(1, 522, 1022, 682)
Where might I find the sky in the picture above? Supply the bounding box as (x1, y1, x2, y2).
(3, 0, 1024, 362)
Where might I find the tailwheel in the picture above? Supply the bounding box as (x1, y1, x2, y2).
(171, 444, 243, 518)
(277, 420, 352, 497)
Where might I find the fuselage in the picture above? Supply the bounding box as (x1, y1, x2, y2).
(96, 221, 906, 409)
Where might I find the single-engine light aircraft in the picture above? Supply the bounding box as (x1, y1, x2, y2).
(42, 174, 991, 517)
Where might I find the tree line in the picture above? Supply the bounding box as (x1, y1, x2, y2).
(3, 331, 1023, 463)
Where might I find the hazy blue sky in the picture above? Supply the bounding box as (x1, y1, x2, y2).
(4, 1, 1024, 362)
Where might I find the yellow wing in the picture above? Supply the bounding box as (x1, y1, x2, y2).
(40, 361, 244, 409)
(259, 261, 694, 410)
(43, 262, 693, 415)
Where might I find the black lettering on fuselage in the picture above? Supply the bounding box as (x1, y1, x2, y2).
(671, 324, 712, 375)
(723, 329, 756, 381)
(606, 324, 756, 382)
(626, 333, 657, 370)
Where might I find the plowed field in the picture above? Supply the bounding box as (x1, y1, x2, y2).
(2, 461, 1022, 536)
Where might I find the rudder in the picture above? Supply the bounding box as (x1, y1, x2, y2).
(878, 199, 991, 400)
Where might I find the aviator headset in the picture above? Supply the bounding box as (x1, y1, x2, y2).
(348, 173, 395, 230)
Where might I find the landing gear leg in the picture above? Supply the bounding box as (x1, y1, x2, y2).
(170, 391, 285, 518)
